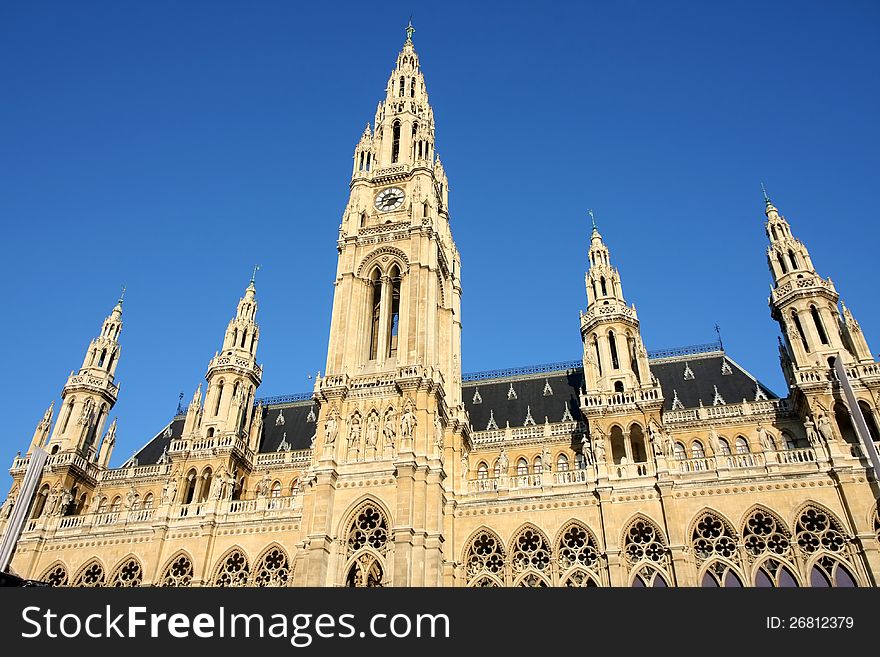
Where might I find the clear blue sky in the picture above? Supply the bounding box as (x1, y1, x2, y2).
(1, 1, 878, 473)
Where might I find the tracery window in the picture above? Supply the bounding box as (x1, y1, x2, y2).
(270, 481, 282, 498)
(735, 436, 750, 454)
(464, 530, 505, 586)
(809, 555, 858, 587)
(623, 517, 670, 587)
(701, 562, 744, 587)
(345, 502, 389, 587)
(476, 461, 488, 480)
(691, 440, 705, 459)
(109, 558, 143, 587)
(516, 457, 528, 475)
(743, 508, 792, 562)
(754, 559, 799, 587)
(510, 526, 551, 579)
(794, 506, 847, 556)
(41, 564, 68, 587)
(691, 512, 739, 563)
(160, 553, 194, 587)
(253, 546, 291, 587)
(214, 549, 250, 587)
(558, 522, 601, 587)
(673, 442, 686, 460)
(73, 560, 105, 587)
(717, 438, 731, 455)
(556, 454, 569, 472)
(110, 496, 121, 513)
(533, 456, 543, 474)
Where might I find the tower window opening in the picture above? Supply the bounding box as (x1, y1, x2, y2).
(387, 267, 401, 358)
(777, 252, 788, 275)
(249, 333, 256, 354)
(399, 76, 405, 97)
(614, 381, 624, 393)
(423, 201, 429, 217)
(791, 312, 810, 353)
(811, 305, 829, 345)
(858, 401, 880, 442)
(214, 381, 224, 416)
(592, 280, 598, 300)
(359, 152, 365, 171)
(97, 349, 106, 367)
(368, 269, 382, 360)
(391, 121, 401, 164)
(770, 225, 778, 241)
(365, 153, 371, 170)
(609, 330, 620, 369)
(360, 211, 367, 228)
(61, 399, 75, 434)
(592, 336, 602, 375)
(410, 78, 416, 97)
(788, 249, 799, 270)
(600, 277, 608, 297)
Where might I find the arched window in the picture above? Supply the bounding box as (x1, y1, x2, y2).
(858, 401, 880, 442)
(253, 546, 291, 587)
(109, 558, 143, 587)
(240, 329, 247, 348)
(476, 462, 488, 480)
(592, 336, 602, 375)
(600, 277, 607, 296)
(391, 120, 401, 164)
(60, 399, 75, 434)
(270, 481, 282, 498)
(516, 458, 529, 475)
(360, 210, 366, 228)
(73, 560, 105, 587)
(795, 506, 847, 556)
(558, 522, 601, 586)
(214, 381, 224, 416)
(368, 269, 382, 361)
(608, 330, 620, 369)
(701, 565, 744, 587)
(207, 427, 215, 438)
(673, 442, 687, 460)
(464, 530, 505, 586)
(614, 381, 624, 393)
(493, 459, 501, 478)
(110, 496, 121, 513)
(97, 497, 108, 514)
(735, 436, 750, 454)
(387, 266, 401, 358)
(183, 469, 198, 504)
(754, 560, 800, 587)
(32, 484, 50, 518)
(834, 402, 858, 445)
(98, 349, 106, 367)
(410, 78, 416, 97)
(575, 452, 586, 469)
(629, 424, 646, 463)
(811, 306, 829, 345)
(398, 76, 404, 97)
(143, 493, 154, 509)
(214, 549, 250, 587)
(788, 249, 799, 270)
(533, 456, 543, 474)
(809, 556, 858, 587)
(717, 438, 731, 455)
(160, 553, 194, 587)
(510, 526, 551, 586)
(556, 454, 569, 472)
(777, 252, 788, 274)
(770, 225, 778, 241)
(610, 425, 626, 464)
(198, 468, 213, 503)
(791, 312, 809, 353)
(345, 502, 389, 587)
(41, 564, 69, 587)
(691, 440, 705, 459)
(623, 517, 669, 585)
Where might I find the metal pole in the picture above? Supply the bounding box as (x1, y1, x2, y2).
(833, 356, 880, 481)
(0, 448, 49, 573)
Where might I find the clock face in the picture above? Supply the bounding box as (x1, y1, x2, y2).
(375, 187, 405, 212)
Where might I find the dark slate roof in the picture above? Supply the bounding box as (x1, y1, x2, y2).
(257, 401, 317, 452)
(127, 351, 778, 463)
(462, 370, 585, 432)
(132, 416, 185, 465)
(650, 353, 777, 410)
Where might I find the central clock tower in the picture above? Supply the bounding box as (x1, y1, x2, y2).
(294, 24, 469, 587)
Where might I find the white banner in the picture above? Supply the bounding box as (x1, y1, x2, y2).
(0, 447, 48, 574)
(833, 356, 880, 481)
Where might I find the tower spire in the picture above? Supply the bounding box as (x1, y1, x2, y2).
(761, 182, 771, 206)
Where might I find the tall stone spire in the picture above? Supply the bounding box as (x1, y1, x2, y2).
(47, 294, 123, 455)
(580, 211, 655, 394)
(764, 192, 871, 370)
(27, 401, 54, 454)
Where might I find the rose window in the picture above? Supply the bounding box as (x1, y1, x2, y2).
(511, 528, 550, 573)
(254, 547, 291, 587)
(43, 565, 68, 587)
(742, 509, 791, 561)
(795, 507, 846, 555)
(215, 549, 250, 587)
(110, 559, 143, 587)
(161, 554, 194, 587)
(465, 531, 505, 583)
(624, 519, 667, 566)
(74, 562, 105, 587)
(347, 504, 388, 557)
(691, 513, 739, 563)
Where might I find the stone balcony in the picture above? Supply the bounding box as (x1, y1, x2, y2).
(21, 495, 302, 539)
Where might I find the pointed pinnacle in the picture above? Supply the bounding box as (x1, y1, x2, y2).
(250, 264, 261, 284)
(118, 285, 126, 305)
(405, 18, 415, 43)
(761, 182, 771, 205)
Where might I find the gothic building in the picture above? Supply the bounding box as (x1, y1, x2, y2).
(2, 26, 879, 588)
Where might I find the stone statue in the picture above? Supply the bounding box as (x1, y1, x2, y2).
(324, 414, 338, 444)
(593, 435, 606, 462)
(461, 450, 469, 478)
(58, 487, 73, 516)
(255, 472, 271, 498)
(648, 420, 664, 457)
(383, 408, 396, 448)
(1, 486, 17, 519)
(817, 413, 835, 444)
(78, 398, 95, 426)
(541, 445, 552, 473)
(757, 423, 775, 451)
(162, 476, 178, 505)
(401, 406, 417, 440)
(804, 417, 821, 447)
(125, 485, 138, 510)
(348, 414, 361, 447)
(365, 412, 379, 447)
(497, 447, 509, 475)
(708, 426, 721, 455)
(434, 416, 444, 450)
(45, 484, 61, 516)
(580, 435, 594, 465)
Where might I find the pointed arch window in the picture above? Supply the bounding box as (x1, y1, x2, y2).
(391, 120, 401, 164)
(592, 335, 603, 375)
(556, 453, 569, 472)
(477, 462, 488, 480)
(214, 381, 224, 416)
(516, 458, 529, 476)
(368, 269, 382, 361)
(673, 442, 686, 460)
(788, 249, 799, 270)
(811, 305, 829, 345)
(858, 401, 880, 442)
(387, 266, 401, 358)
(398, 76, 404, 96)
(777, 252, 788, 274)
(608, 330, 620, 369)
(735, 436, 750, 454)
(691, 440, 705, 459)
(791, 311, 810, 353)
(160, 553, 194, 587)
(809, 556, 858, 587)
(600, 276, 608, 296)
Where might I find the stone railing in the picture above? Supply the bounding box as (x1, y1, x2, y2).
(677, 456, 717, 473)
(553, 469, 590, 485)
(99, 463, 171, 482)
(771, 275, 835, 303)
(254, 449, 312, 469)
(610, 461, 650, 478)
(470, 421, 585, 447)
(663, 398, 791, 427)
(776, 447, 816, 465)
(723, 452, 765, 469)
(580, 302, 637, 326)
(581, 387, 662, 410)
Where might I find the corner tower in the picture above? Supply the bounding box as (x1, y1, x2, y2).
(298, 24, 467, 587)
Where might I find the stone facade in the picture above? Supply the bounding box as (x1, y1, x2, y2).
(2, 26, 879, 588)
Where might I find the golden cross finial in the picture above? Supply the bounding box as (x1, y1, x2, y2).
(406, 18, 415, 43)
